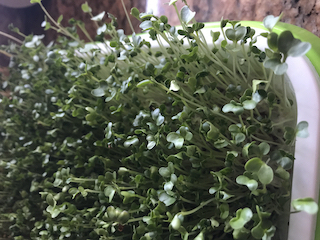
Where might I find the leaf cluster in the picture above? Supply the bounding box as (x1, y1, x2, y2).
(0, 1, 317, 240)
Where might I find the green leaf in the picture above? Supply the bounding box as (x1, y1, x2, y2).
(194, 87, 206, 94)
(267, 32, 278, 51)
(229, 208, 253, 229)
(131, 7, 140, 18)
(146, 135, 156, 149)
(257, 164, 274, 184)
(219, 203, 229, 219)
(296, 121, 309, 138)
(158, 191, 176, 206)
(207, 123, 220, 140)
(169, 80, 180, 91)
(236, 175, 258, 191)
(180, 6, 195, 24)
(292, 198, 318, 214)
(104, 186, 116, 202)
(124, 136, 139, 148)
(194, 231, 204, 240)
(277, 156, 293, 170)
(263, 58, 288, 75)
(222, 102, 244, 115)
(137, 79, 153, 88)
(167, 132, 184, 149)
(46, 205, 60, 218)
(245, 158, 263, 172)
(105, 122, 113, 139)
(275, 166, 290, 180)
(278, 31, 294, 54)
(46, 194, 56, 207)
(274, 62, 288, 75)
(170, 214, 183, 230)
(259, 142, 270, 155)
(284, 127, 295, 143)
(214, 139, 229, 148)
(242, 100, 256, 110)
(288, 41, 311, 57)
(211, 31, 221, 42)
(169, 0, 178, 5)
(91, 11, 105, 21)
(139, 21, 153, 31)
(225, 26, 246, 41)
(233, 227, 250, 240)
(209, 186, 219, 194)
(234, 133, 246, 144)
(263, 15, 281, 31)
(251, 222, 265, 239)
(252, 80, 268, 93)
(179, 126, 193, 141)
(30, 0, 42, 3)
(57, 15, 63, 24)
(91, 87, 105, 97)
(81, 2, 92, 13)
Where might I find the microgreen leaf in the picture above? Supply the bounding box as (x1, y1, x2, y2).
(225, 26, 246, 42)
(236, 175, 258, 191)
(169, 80, 180, 91)
(288, 41, 311, 57)
(91, 87, 105, 97)
(296, 121, 309, 138)
(245, 158, 263, 172)
(180, 6, 195, 24)
(166, 132, 184, 149)
(263, 58, 288, 75)
(263, 15, 281, 31)
(130, 7, 140, 19)
(242, 100, 257, 110)
(245, 158, 273, 184)
(169, 0, 178, 5)
(229, 208, 253, 229)
(210, 31, 221, 42)
(124, 136, 139, 147)
(91, 11, 105, 21)
(139, 20, 153, 31)
(46, 194, 56, 207)
(222, 101, 244, 115)
(158, 191, 176, 206)
(292, 198, 318, 214)
(257, 164, 274, 185)
(259, 142, 270, 155)
(277, 31, 294, 54)
(104, 186, 116, 202)
(30, 0, 41, 3)
(81, 2, 92, 13)
(251, 222, 265, 239)
(206, 122, 220, 140)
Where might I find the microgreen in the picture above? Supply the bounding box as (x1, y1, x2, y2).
(0, 1, 317, 240)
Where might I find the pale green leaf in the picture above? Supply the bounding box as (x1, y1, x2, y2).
(292, 198, 318, 214)
(180, 6, 195, 24)
(91, 11, 105, 21)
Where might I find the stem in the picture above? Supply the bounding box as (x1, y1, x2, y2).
(38, 2, 82, 44)
(77, 23, 94, 42)
(180, 198, 216, 216)
(0, 31, 23, 44)
(150, 78, 238, 124)
(121, 0, 135, 34)
(0, 50, 12, 58)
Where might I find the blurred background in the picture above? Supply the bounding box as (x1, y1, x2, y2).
(0, 0, 319, 66)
